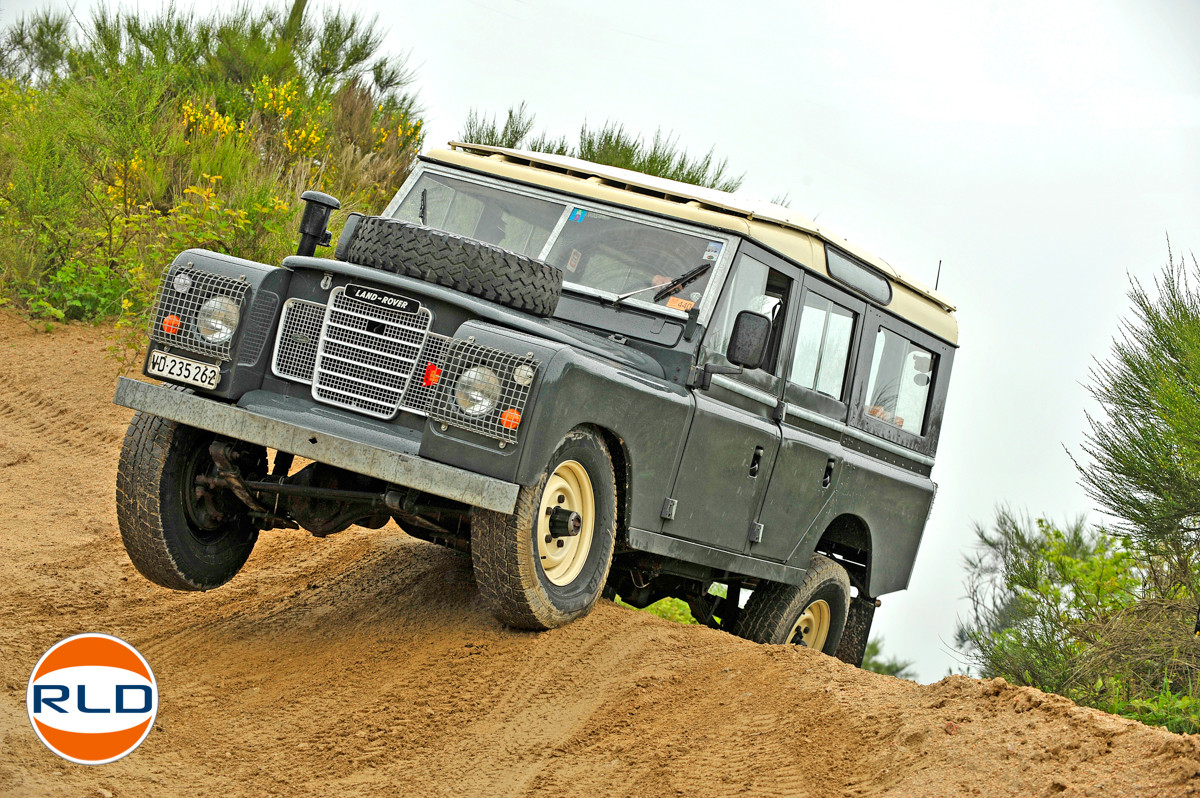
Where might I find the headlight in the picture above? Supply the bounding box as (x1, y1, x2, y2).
(196, 295, 241, 344)
(454, 366, 501, 417)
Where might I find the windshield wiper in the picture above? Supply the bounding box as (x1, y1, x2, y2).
(611, 261, 713, 307)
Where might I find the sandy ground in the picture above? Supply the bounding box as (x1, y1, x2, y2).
(2, 311, 1200, 797)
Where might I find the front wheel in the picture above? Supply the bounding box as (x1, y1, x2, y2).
(734, 555, 851, 654)
(471, 427, 617, 629)
(116, 412, 264, 591)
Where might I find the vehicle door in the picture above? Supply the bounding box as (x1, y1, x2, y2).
(661, 246, 799, 552)
(751, 279, 864, 561)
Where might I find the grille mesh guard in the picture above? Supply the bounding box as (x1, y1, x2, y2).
(430, 340, 538, 443)
(311, 286, 433, 419)
(149, 264, 250, 361)
(272, 299, 325, 382)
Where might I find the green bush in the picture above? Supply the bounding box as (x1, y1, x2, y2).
(957, 507, 1200, 733)
(0, 3, 423, 354)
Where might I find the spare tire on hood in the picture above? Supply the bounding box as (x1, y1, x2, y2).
(336, 214, 563, 317)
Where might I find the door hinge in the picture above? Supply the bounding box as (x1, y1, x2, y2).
(748, 522, 764, 544)
(660, 498, 678, 521)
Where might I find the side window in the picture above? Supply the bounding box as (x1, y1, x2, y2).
(789, 292, 856, 400)
(705, 254, 792, 375)
(864, 327, 935, 434)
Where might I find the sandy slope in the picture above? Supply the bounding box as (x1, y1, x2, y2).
(1, 311, 1198, 798)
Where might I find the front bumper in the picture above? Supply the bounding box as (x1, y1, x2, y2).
(113, 377, 520, 513)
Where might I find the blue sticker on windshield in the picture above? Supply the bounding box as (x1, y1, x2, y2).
(703, 242, 723, 261)
(569, 208, 588, 223)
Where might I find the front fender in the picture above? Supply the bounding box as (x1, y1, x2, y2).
(415, 321, 693, 532)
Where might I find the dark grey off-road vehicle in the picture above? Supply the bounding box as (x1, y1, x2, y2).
(113, 143, 958, 665)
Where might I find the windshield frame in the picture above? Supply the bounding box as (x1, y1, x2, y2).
(384, 163, 738, 325)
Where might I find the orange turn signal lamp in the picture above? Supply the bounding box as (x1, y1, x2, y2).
(161, 314, 182, 335)
(500, 409, 521, 429)
(422, 362, 442, 387)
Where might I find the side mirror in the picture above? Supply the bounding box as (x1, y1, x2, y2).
(726, 310, 771, 370)
(688, 310, 773, 391)
(297, 190, 341, 257)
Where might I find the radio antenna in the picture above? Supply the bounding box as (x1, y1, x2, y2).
(935, 259, 943, 291)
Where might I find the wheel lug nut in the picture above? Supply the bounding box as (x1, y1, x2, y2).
(556, 540, 564, 548)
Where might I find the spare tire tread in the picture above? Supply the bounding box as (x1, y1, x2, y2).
(343, 216, 562, 316)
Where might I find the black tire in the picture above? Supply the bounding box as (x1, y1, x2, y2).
(116, 412, 264, 591)
(341, 216, 563, 317)
(734, 555, 851, 655)
(471, 427, 617, 629)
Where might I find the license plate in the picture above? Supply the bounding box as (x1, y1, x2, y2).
(147, 351, 221, 390)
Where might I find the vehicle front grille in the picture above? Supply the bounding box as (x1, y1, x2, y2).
(311, 286, 433, 419)
(238, 291, 280, 367)
(272, 299, 325, 382)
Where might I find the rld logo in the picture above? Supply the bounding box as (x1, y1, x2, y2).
(26, 633, 158, 764)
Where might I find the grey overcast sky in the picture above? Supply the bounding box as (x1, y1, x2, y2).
(5, 0, 1197, 680)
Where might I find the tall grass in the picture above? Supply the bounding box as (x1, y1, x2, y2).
(0, 4, 423, 355)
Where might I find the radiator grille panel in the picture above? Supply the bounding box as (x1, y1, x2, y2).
(238, 291, 279, 367)
(402, 334, 450, 415)
(311, 287, 432, 419)
(272, 299, 325, 383)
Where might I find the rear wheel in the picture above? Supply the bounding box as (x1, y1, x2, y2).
(116, 412, 264, 591)
(471, 428, 617, 629)
(734, 555, 851, 654)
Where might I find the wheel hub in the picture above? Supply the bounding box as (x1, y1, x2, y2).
(536, 460, 595, 586)
(788, 599, 832, 650)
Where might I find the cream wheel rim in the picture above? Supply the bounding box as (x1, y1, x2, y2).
(536, 460, 595, 586)
(788, 599, 831, 650)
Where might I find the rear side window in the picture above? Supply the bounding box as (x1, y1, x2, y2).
(789, 293, 856, 400)
(865, 328, 935, 434)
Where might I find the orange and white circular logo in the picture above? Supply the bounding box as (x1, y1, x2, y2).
(26, 634, 158, 765)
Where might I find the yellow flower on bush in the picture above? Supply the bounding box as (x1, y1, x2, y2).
(182, 100, 237, 138)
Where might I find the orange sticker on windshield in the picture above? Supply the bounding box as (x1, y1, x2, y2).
(666, 296, 695, 311)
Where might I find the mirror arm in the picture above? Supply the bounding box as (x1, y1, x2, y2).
(687, 362, 743, 391)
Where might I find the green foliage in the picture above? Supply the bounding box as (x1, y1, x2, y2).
(0, 3, 423, 345)
(614, 583, 727, 626)
(1076, 246, 1200, 591)
(459, 104, 743, 192)
(1102, 678, 1200, 735)
(957, 507, 1200, 734)
(861, 637, 917, 679)
(956, 509, 1139, 695)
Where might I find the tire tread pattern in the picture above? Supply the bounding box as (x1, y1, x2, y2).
(471, 429, 616, 630)
(343, 216, 563, 317)
(735, 555, 852, 654)
(116, 409, 256, 591)
(116, 410, 204, 591)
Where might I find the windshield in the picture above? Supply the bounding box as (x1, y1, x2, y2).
(392, 173, 562, 257)
(391, 170, 727, 314)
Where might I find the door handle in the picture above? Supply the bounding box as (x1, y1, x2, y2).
(749, 446, 764, 478)
(822, 458, 836, 488)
